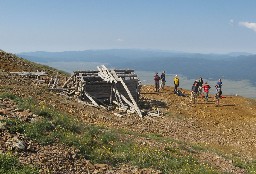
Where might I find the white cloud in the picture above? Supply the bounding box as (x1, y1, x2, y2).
(239, 21, 256, 32)
(229, 19, 234, 25)
(116, 38, 124, 42)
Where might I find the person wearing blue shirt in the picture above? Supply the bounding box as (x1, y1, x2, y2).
(217, 79, 222, 89)
(160, 71, 166, 90)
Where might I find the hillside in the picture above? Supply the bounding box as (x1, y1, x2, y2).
(1, 50, 256, 173)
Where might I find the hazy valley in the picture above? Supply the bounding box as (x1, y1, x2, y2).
(19, 49, 256, 98)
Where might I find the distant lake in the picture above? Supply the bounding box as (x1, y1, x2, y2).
(42, 61, 256, 99)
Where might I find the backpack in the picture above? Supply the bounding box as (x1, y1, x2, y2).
(174, 77, 179, 85)
(154, 75, 160, 81)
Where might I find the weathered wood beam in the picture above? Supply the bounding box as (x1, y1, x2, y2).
(74, 70, 99, 74)
(83, 91, 99, 107)
(114, 69, 134, 73)
(110, 69, 142, 117)
(62, 73, 75, 88)
(117, 74, 138, 78)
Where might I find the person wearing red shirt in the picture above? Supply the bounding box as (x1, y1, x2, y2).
(154, 73, 160, 92)
(202, 82, 211, 102)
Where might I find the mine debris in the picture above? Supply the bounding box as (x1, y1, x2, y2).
(9, 71, 48, 85)
(10, 71, 47, 77)
(61, 65, 143, 117)
(48, 73, 60, 88)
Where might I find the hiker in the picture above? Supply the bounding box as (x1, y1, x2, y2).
(215, 84, 222, 106)
(154, 73, 160, 92)
(176, 89, 186, 97)
(198, 77, 204, 95)
(160, 71, 166, 90)
(191, 81, 199, 104)
(193, 79, 200, 95)
(173, 75, 179, 93)
(217, 79, 222, 89)
(202, 82, 211, 101)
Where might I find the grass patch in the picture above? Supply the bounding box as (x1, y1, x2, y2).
(246, 160, 256, 174)
(23, 119, 56, 145)
(232, 158, 256, 174)
(0, 153, 38, 174)
(0, 92, 17, 100)
(2, 118, 24, 134)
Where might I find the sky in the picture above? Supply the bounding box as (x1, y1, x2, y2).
(0, 0, 256, 54)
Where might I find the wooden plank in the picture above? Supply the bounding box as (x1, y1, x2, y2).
(82, 77, 103, 81)
(98, 65, 117, 83)
(117, 74, 138, 78)
(114, 69, 134, 73)
(62, 73, 75, 88)
(85, 81, 111, 85)
(113, 87, 125, 109)
(74, 70, 99, 74)
(98, 65, 126, 108)
(83, 91, 99, 107)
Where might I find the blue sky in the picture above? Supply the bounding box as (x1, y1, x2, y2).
(0, 0, 256, 53)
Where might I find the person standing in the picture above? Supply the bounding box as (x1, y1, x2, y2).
(198, 77, 204, 95)
(160, 71, 166, 90)
(202, 82, 211, 102)
(191, 81, 199, 104)
(193, 79, 200, 95)
(154, 73, 160, 92)
(173, 75, 179, 93)
(217, 79, 222, 89)
(215, 84, 222, 106)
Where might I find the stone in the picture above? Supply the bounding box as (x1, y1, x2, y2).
(0, 121, 6, 130)
(0, 109, 8, 115)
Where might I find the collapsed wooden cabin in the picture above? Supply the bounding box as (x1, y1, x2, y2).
(62, 65, 142, 117)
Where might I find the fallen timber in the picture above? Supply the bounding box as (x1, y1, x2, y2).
(9, 71, 47, 77)
(9, 71, 49, 84)
(61, 65, 143, 117)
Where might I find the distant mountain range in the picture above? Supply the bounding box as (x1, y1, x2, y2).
(18, 49, 256, 85)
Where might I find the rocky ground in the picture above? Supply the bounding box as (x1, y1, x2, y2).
(0, 98, 159, 174)
(1, 50, 255, 173)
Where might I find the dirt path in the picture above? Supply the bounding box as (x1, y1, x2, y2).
(139, 85, 256, 159)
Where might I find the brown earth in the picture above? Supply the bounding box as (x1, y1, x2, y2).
(1, 50, 255, 173)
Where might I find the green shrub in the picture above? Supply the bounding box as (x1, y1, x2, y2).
(128, 145, 217, 174)
(17, 97, 39, 112)
(0, 92, 17, 100)
(2, 118, 24, 134)
(37, 110, 52, 119)
(99, 130, 117, 145)
(0, 153, 38, 174)
(23, 119, 55, 145)
(52, 113, 83, 134)
(247, 160, 256, 174)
